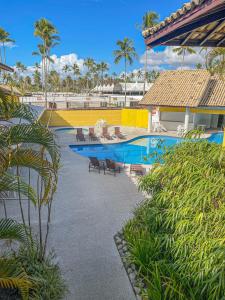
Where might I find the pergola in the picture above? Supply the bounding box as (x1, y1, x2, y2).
(143, 0, 225, 48)
(0, 62, 13, 72)
(141, 0, 225, 132)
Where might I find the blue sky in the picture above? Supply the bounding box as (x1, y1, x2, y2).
(2, 0, 203, 74)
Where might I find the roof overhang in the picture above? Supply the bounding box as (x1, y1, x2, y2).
(143, 0, 225, 48)
(0, 62, 14, 72)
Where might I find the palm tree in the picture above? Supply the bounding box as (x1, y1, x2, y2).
(0, 27, 15, 64)
(206, 48, 225, 79)
(113, 38, 137, 106)
(173, 46, 196, 69)
(130, 72, 135, 82)
(98, 62, 109, 91)
(34, 18, 60, 107)
(84, 58, 95, 91)
(0, 219, 34, 299)
(15, 62, 27, 93)
(141, 12, 159, 94)
(0, 92, 60, 260)
(71, 63, 80, 92)
(137, 70, 143, 81)
(62, 64, 71, 92)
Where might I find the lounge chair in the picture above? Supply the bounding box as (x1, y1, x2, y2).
(76, 128, 85, 142)
(88, 157, 104, 173)
(114, 127, 126, 139)
(105, 159, 121, 176)
(89, 128, 98, 141)
(130, 164, 145, 176)
(102, 127, 112, 140)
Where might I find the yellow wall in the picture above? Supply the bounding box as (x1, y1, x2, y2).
(40, 108, 149, 128)
(40, 109, 122, 127)
(159, 107, 185, 112)
(159, 106, 225, 115)
(121, 109, 148, 128)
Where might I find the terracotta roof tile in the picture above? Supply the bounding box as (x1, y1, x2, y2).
(140, 70, 211, 107)
(142, 0, 208, 38)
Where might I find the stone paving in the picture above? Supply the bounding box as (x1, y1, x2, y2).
(48, 130, 144, 299)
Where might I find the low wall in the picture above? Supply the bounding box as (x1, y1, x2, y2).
(40, 108, 149, 128)
(40, 109, 122, 127)
(121, 109, 148, 128)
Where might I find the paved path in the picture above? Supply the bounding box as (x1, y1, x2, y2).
(49, 141, 144, 299)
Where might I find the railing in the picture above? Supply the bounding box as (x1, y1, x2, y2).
(20, 95, 142, 109)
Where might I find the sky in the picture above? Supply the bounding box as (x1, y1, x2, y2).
(1, 0, 205, 75)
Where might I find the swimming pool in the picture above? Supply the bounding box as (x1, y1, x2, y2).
(70, 132, 223, 164)
(69, 132, 223, 165)
(55, 127, 88, 134)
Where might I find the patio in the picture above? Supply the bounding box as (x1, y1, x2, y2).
(47, 131, 144, 299)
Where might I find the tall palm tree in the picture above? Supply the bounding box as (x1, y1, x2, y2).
(84, 58, 95, 91)
(62, 64, 71, 92)
(0, 27, 15, 64)
(173, 46, 196, 69)
(98, 62, 109, 91)
(137, 70, 143, 81)
(141, 12, 159, 94)
(71, 63, 80, 92)
(15, 62, 27, 93)
(206, 48, 225, 79)
(34, 18, 60, 107)
(113, 38, 137, 106)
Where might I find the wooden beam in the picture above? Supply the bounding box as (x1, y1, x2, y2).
(200, 19, 225, 46)
(217, 35, 225, 46)
(181, 31, 194, 46)
(146, 7, 225, 48)
(145, 0, 225, 47)
(0, 63, 13, 72)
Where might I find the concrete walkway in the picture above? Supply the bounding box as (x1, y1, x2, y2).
(49, 137, 144, 299)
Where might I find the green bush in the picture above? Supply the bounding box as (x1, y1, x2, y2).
(124, 140, 225, 300)
(17, 245, 67, 300)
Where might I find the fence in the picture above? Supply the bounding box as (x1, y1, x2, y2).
(40, 108, 149, 128)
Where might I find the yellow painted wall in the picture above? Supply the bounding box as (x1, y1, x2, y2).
(121, 109, 148, 128)
(40, 109, 122, 127)
(159, 106, 225, 115)
(159, 107, 185, 112)
(40, 108, 149, 128)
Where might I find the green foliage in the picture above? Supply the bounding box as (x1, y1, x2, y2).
(0, 218, 29, 245)
(0, 259, 33, 300)
(124, 140, 225, 299)
(17, 245, 67, 300)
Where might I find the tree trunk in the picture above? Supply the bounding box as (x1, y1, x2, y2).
(143, 46, 148, 95)
(124, 57, 127, 107)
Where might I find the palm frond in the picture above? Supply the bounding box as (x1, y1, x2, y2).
(10, 149, 57, 202)
(0, 124, 60, 166)
(0, 173, 37, 205)
(0, 219, 28, 244)
(0, 258, 33, 300)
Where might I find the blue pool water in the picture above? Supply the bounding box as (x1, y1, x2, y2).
(69, 132, 223, 165)
(55, 127, 88, 134)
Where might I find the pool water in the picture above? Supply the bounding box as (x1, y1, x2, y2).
(55, 127, 88, 134)
(69, 132, 223, 165)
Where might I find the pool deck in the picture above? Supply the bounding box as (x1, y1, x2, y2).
(48, 130, 144, 299)
(53, 126, 214, 146)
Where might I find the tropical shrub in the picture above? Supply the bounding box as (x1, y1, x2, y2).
(124, 140, 225, 300)
(0, 93, 66, 299)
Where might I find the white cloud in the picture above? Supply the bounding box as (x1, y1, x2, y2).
(49, 53, 84, 74)
(0, 42, 17, 48)
(13, 52, 85, 78)
(140, 46, 205, 70)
